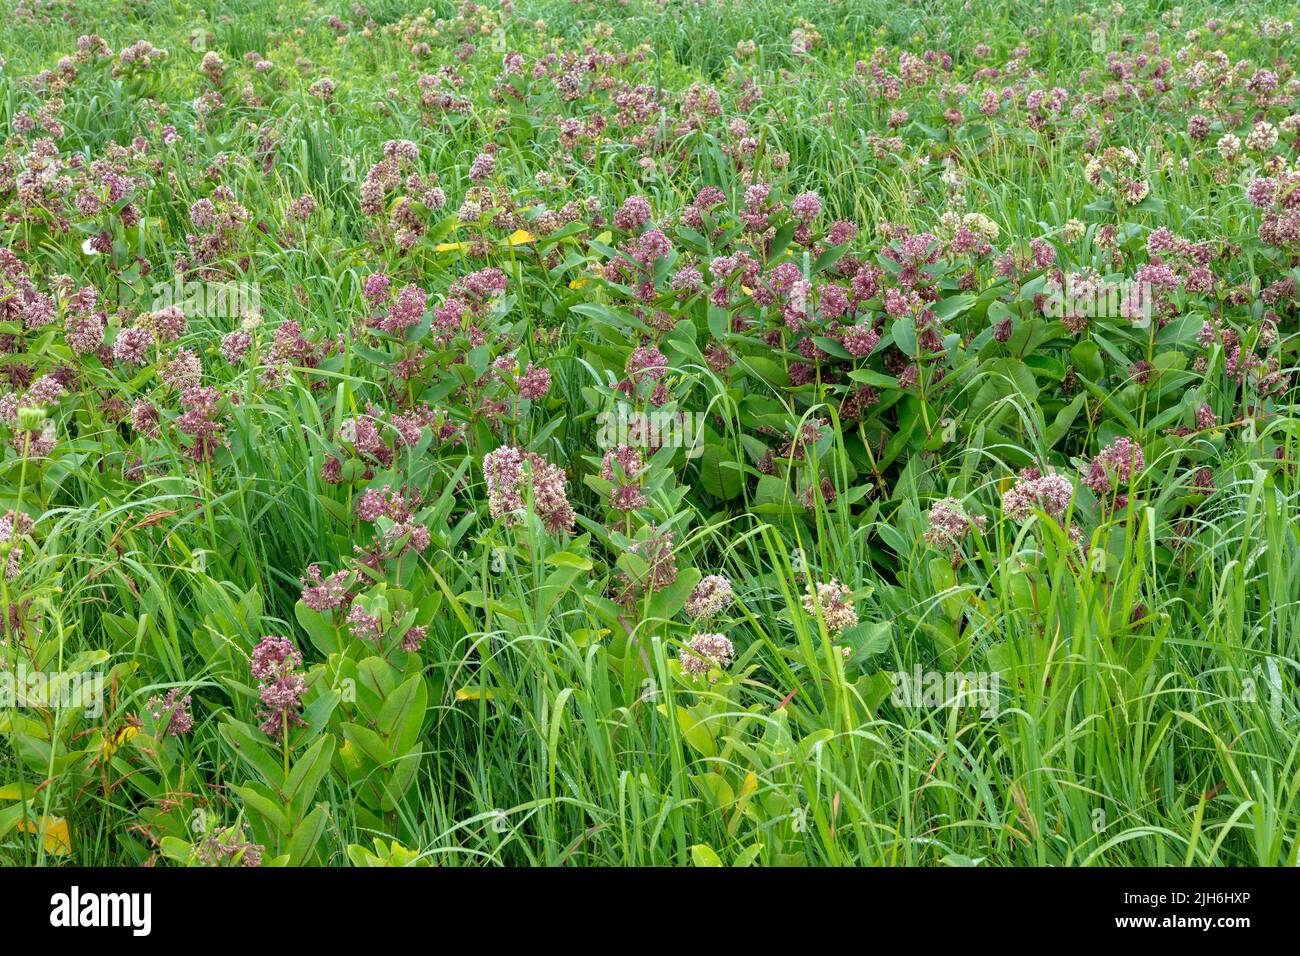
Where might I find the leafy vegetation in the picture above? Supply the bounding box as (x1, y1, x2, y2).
(0, 0, 1298, 867)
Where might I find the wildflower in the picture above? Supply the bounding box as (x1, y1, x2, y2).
(637, 229, 672, 261)
(66, 311, 105, 354)
(146, 689, 194, 736)
(828, 220, 859, 245)
(249, 635, 307, 741)
(140, 306, 188, 343)
(1082, 436, 1145, 498)
(923, 497, 986, 557)
(0, 511, 35, 579)
(613, 195, 652, 231)
(609, 484, 647, 511)
(401, 625, 428, 654)
(601, 445, 644, 482)
(468, 151, 496, 183)
(354, 486, 430, 557)
(601, 445, 646, 511)
(625, 345, 668, 386)
(841, 322, 880, 357)
(1001, 469, 1074, 522)
(288, 194, 317, 222)
(299, 564, 351, 612)
(483, 446, 575, 533)
(686, 575, 734, 620)
(802, 580, 858, 634)
(308, 77, 335, 100)
(196, 824, 263, 868)
(1216, 134, 1241, 163)
(377, 283, 428, 336)
(791, 191, 822, 223)
(162, 348, 203, 390)
(670, 265, 703, 293)
(113, 326, 153, 365)
(130, 399, 160, 438)
(176, 385, 226, 463)
(1247, 177, 1277, 208)
(619, 525, 678, 601)
(517, 363, 551, 400)
(220, 330, 251, 364)
(363, 272, 391, 304)
(679, 633, 735, 681)
(347, 603, 384, 645)
(199, 51, 225, 85)
(1245, 121, 1277, 152)
(385, 140, 419, 163)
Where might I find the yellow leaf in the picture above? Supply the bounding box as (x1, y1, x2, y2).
(338, 739, 362, 768)
(435, 241, 467, 253)
(19, 815, 72, 856)
(736, 771, 758, 802)
(455, 686, 495, 702)
(103, 724, 140, 759)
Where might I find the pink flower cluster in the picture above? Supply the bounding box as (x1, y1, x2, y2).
(923, 498, 986, 560)
(299, 564, 354, 612)
(679, 633, 735, 681)
(482, 445, 576, 533)
(146, 689, 194, 736)
(249, 635, 307, 741)
(1001, 468, 1074, 522)
(354, 485, 431, 556)
(601, 444, 645, 511)
(686, 575, 734, 620)
(1082, 437, 1145, 499)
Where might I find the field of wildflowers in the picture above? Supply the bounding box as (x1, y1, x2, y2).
(0, 0, 1298, 869)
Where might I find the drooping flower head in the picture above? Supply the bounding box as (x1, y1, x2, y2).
(196, 824, 264, 868)
(146, 689, 194, 736)
(618, 524, 678, 604)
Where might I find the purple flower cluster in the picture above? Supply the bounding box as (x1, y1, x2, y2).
(146, 688, 194, 736)
(1082, 437, 1145, 502)
(249, 635, 307, 741)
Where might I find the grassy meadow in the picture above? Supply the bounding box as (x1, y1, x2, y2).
(0, 0, 1298, 868)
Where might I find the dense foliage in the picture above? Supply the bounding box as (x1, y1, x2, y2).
(1, 0, 1298, 866)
